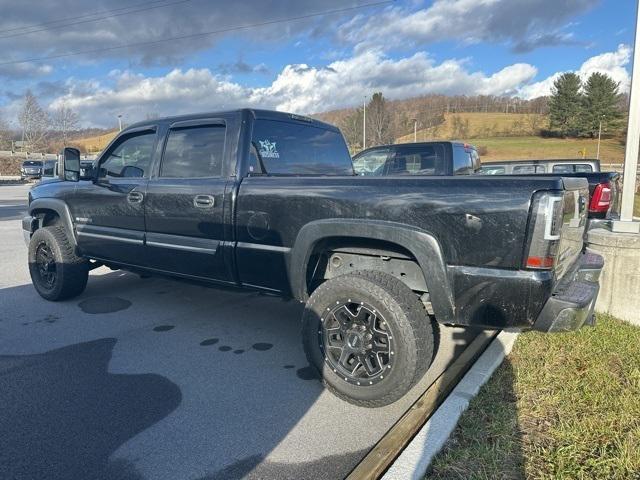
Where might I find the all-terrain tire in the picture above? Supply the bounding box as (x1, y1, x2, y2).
(302, 270, 436, 407)
(28, 225, 89, 301)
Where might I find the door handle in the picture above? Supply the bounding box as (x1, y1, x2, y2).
(193, 194, 215, 208)
(127, 191, 144, 204)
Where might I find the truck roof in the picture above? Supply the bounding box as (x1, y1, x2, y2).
(125, 108, 340, 133)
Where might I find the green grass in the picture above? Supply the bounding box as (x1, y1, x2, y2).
(473, 135, 626, 165)
(428, 315, 640, 480)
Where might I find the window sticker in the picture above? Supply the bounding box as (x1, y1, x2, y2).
(258, 140, 280, 159)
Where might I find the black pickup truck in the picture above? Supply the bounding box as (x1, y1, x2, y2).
(23, 109, 603, 407)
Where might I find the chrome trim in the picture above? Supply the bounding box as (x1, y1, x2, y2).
(236, 242, 291, 253)
(146, 240, 217, 254)
(77, 231, 143, 245)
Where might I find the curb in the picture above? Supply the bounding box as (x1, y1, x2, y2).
(382, 330, 519, 480)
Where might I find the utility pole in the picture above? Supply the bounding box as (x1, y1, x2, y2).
(117, 114, 123, 132)
(412, 118, 418, 142)
(596, 115, 605, 160)
(362, 96, 367, 150)
(613, 0, 640, 231)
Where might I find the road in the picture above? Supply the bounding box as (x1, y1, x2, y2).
(0, 184, 480, 480)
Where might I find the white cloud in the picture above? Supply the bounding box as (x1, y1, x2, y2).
(518, 44, 631, 99)
(46, 51, 540, 127)
(338, 0, 597, 53)
(0, 0, 362, 69)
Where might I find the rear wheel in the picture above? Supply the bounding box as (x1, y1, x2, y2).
(28, 226, 89, 301)
(302, 270, 435, 407)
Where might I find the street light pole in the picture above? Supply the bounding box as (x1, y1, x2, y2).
(362, 96, 367, 150)
(413, 119, 418, 142)
(596, 115, 605, 160)
(117, 114, 123, 132)
(613, 0, 640, 231)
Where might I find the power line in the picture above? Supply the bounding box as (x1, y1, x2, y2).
(0, 0, 178, 35)
(0, 0, 193, 40)
(0, 0, 393, 67)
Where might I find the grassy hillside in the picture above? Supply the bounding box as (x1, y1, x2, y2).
(73, 130, 118, 153)
(396, 112, 547, 143)
(474, 136, 625, 165)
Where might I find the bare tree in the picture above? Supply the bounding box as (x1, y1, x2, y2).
(19, 90, 49, 151)
(367, 92, 392, 146)
(0, 115, 11, 150)
(339, 109, 363, 153)
(52, 103, 79, 146)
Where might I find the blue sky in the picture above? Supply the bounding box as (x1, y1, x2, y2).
(0, 0, 636, 127)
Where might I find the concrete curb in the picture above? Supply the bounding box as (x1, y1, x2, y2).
(382, 330, 519, 480)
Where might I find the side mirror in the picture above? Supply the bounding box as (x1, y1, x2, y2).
(60, 147, 80, 182)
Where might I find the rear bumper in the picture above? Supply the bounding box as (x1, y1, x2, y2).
(532, 250, 603, 332)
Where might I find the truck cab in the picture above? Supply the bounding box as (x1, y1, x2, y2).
(352, 141, 480, 176)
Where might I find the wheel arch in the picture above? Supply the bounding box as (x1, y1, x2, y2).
(28, 198, 77, 246)
(288, 219, 455, 323)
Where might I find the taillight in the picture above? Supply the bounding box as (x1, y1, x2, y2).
(589, 182, 611, 214)
(525, 191, 564, 270)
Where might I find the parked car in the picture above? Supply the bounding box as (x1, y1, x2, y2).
(23, 109, 603, 407)
(479, 160, 619, 222)
(352, 141, 480, 176)
(20, 160, 43, 180)
(478, 159, 601, 175)
(41, 159, 58, 178)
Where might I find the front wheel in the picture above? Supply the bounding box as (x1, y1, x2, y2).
(302, 271, 435, 407)
(28, 226, 89, 301)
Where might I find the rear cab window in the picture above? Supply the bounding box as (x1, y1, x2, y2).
(251, 119, 353, 175)
(552, 163, 593, 173)
(513, 165, 537, 174)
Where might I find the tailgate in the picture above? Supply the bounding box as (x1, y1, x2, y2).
(555, 178, 589, 280)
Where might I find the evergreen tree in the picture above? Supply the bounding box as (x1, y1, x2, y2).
(581, 72, 623, 137)
(549, 72, 582, 137)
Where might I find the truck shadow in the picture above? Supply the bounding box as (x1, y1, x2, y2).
(0, 269, 482, 480)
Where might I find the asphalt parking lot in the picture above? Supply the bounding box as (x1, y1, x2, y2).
(0, 183, 480, 480)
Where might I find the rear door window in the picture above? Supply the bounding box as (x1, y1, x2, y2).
(160, 125, 225, 178)
(251, 119, 353, 175)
